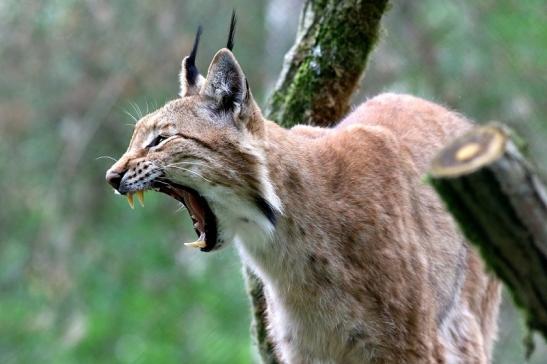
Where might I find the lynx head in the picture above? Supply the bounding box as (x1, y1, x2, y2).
(105, 13, 281, 252)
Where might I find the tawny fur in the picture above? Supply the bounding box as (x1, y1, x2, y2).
(106, 49, 501, 364)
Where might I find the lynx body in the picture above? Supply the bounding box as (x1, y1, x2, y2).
(106, 28, 501, 363)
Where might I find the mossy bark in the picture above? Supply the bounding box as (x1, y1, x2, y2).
(246, 1, 389, 363)
(429, 124, 547, 339)
(266, 0, 390, 127)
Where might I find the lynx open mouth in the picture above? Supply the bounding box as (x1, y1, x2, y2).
(153, 180, 218, 252)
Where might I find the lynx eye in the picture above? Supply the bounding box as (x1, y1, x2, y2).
(146, 135, 168, 148)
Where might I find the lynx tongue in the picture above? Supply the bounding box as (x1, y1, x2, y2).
(182, 190, 207, 248)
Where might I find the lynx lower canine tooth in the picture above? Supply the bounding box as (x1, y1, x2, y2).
(184, 240, 206, 249)
(127, 193, 135, 209)
(136, 190, 145, 207)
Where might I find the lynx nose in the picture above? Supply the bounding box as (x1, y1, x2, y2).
(105, 169, 126, 191)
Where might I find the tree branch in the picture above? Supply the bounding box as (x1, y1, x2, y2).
(429, 124, 547, 339)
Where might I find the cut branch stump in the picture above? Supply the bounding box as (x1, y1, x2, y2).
(429, 123, 547, 338)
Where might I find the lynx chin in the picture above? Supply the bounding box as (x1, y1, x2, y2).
(106, 16, 501, 364)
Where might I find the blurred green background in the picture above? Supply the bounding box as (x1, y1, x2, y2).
(0, 0, 545, 363)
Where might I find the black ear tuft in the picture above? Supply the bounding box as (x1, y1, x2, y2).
(185, 25, 203, 85)
(226, 10, 237, 51)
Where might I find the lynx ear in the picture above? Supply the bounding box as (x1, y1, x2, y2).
(200, 12, 259, 131)
(201, 49, 249, 118)
(179, 26, 205, 97)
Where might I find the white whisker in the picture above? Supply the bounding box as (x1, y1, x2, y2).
(164, 160, 254, 176)
(129, 102, 143, 119)
(164, 165, 212, 183)
(154, 179, 171, 187)
(175, 203, 187, 213)
(135, 103, 143, 118)
(165, 160, 209, 167)
(128, 102, 138, 119)
(96, 155, 118, 162)
(123, 109, 139, 123)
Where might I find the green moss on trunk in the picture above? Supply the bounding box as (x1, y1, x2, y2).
(266, 0, 389, 127)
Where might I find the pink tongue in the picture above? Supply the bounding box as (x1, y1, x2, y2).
(186, 192, 206, 232)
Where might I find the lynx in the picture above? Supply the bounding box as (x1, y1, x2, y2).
(106, 19, 501, 364)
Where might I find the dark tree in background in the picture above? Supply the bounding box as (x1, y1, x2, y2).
(250, 1, 389, 362)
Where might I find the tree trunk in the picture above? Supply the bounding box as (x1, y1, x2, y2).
(429, 124, 547, 339)
(266, 0, 390, 127)
(246, 1, 390, 362)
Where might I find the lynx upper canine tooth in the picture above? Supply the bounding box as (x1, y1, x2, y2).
(184, 233, 206, 248)
(136, 190, 145, 207)
(184, 240, 206, 249)
(127, 193, 135, 209)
